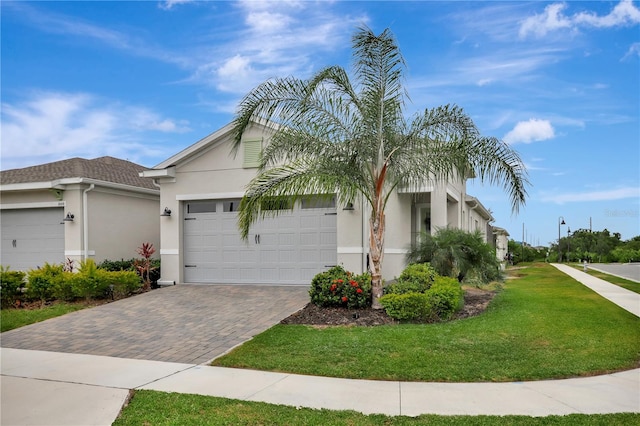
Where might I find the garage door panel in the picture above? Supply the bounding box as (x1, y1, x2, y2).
(183, 200, 337, 284)
(1, 208, 64, 271)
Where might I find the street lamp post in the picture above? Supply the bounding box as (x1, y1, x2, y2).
(558, 216, 566, 262)
(567, 227, 571, 262)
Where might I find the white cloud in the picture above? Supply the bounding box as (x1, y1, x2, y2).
(195, 2, 366, 95)
(216, 55, 254, 92)
(519, 3, 573, 38)
(574, 0, 640, 28)
(504, 119, 555, 144)
(245, 11, 292, 33)
(622, 42, 640, 60)
(158, 0, 194, 11)
(541, 187, 640, 204)
(520, 0, 640, 39)
(1, 92, 189, 170)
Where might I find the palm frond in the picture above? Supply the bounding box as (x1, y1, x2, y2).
(237, 158, 368, 239)
(464, 136, 530, 214)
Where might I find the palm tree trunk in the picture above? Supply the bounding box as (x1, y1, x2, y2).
(369, 207, 385, 309)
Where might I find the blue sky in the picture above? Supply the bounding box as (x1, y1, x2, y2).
(2, 0, 639, 245)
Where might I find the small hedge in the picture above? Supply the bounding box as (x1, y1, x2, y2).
(384, 263, 437, 295)
(0, 266, 26, 308)
(98, 258, 161, 285)
(380, 275, 464, 322)
(2, 259, 143, 305)
(309, 266, 372, 309)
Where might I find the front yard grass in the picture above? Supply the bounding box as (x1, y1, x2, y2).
(212, 263, 640, 382)
(113, 390, 639, 425)
(1, 302, 91, 332)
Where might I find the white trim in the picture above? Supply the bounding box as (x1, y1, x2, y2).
(398, 184, 435, 194)
(152, 123, 236, 169)
(0, 178, 158, 196)
(446, 189, 460, 202)
(337, 247, 364, 254)
(160, 249, 179, 255)
(384, 248, 409, 254)
(65, 250, 95, 256)
(0, 181, 63, 191)
(139, 167, 176, 178)
(0, 201, 65, 210)
(176, 192, 245, 201)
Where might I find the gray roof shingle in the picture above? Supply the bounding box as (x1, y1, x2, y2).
(0, 157, 157, 190)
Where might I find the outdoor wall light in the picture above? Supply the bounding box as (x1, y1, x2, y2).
(343, 202, 355, 211)
(63, 213, 75, 222)
(160, 207, 172, 217)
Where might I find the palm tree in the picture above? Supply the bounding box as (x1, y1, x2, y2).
(232, 26, 528, 308)
(407, 228, 502, 284)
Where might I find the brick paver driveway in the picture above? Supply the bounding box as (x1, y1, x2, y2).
(0, 285, 309, 364)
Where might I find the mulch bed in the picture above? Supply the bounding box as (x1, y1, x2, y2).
(280, 287, 496, 326)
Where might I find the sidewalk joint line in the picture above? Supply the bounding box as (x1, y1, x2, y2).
(135, 364, 199, 389)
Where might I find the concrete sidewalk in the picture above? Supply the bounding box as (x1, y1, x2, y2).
(2, 347, 639, 425)
(552, 263, 640, 317)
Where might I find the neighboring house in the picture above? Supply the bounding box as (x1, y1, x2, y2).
(0, 157, 160, 271)
(492, 226, 510, 269)
(142, 121, 497, 286)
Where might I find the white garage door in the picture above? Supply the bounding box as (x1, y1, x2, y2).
(183, 198, 337, 284)
(0, 208, 65, 271)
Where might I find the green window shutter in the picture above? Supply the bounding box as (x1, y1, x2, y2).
(243, 139, 262, 168)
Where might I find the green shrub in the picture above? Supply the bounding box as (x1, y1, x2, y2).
(0, 266, 26, 308)
(384, 263, 437, 295)
(98, 257, 161, 287)
(26, 263, 64, 303)
(380, 275, 464, 322)
(109, 270, 142, 298)
(70, 259, 113, 300)
(407, 228, 501, 284)
(399, 263, 437, 286)
(51, 272, 76, 302)
(309, 265, 372, 309)
(98, 258, 135, 271)
(428, 276, 465, 320)
(379, 292, 431, 321)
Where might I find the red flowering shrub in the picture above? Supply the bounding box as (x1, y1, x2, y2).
(309, 265, 372, 309)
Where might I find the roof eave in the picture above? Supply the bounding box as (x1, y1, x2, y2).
(0, 178, 158, 196)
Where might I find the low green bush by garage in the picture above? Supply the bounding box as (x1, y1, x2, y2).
(213, 263, 640, 382)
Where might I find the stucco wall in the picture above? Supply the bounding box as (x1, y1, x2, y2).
(87, 188, 160, 262)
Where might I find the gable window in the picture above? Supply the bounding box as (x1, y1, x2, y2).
(243, 139, 262, 168)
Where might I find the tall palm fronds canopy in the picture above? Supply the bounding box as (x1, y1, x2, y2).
(231, 26, 528, 306)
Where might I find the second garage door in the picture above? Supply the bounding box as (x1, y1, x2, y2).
(0, 208, 65, 271)
(183, 198, 337, 284)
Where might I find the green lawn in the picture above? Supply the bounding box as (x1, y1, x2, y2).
(213, 263, 640, 382)
(1, 302, 91, 332)
(113, 390, 639, 425)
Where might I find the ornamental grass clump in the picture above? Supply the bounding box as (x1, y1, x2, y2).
(309, 266, 372, 309)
